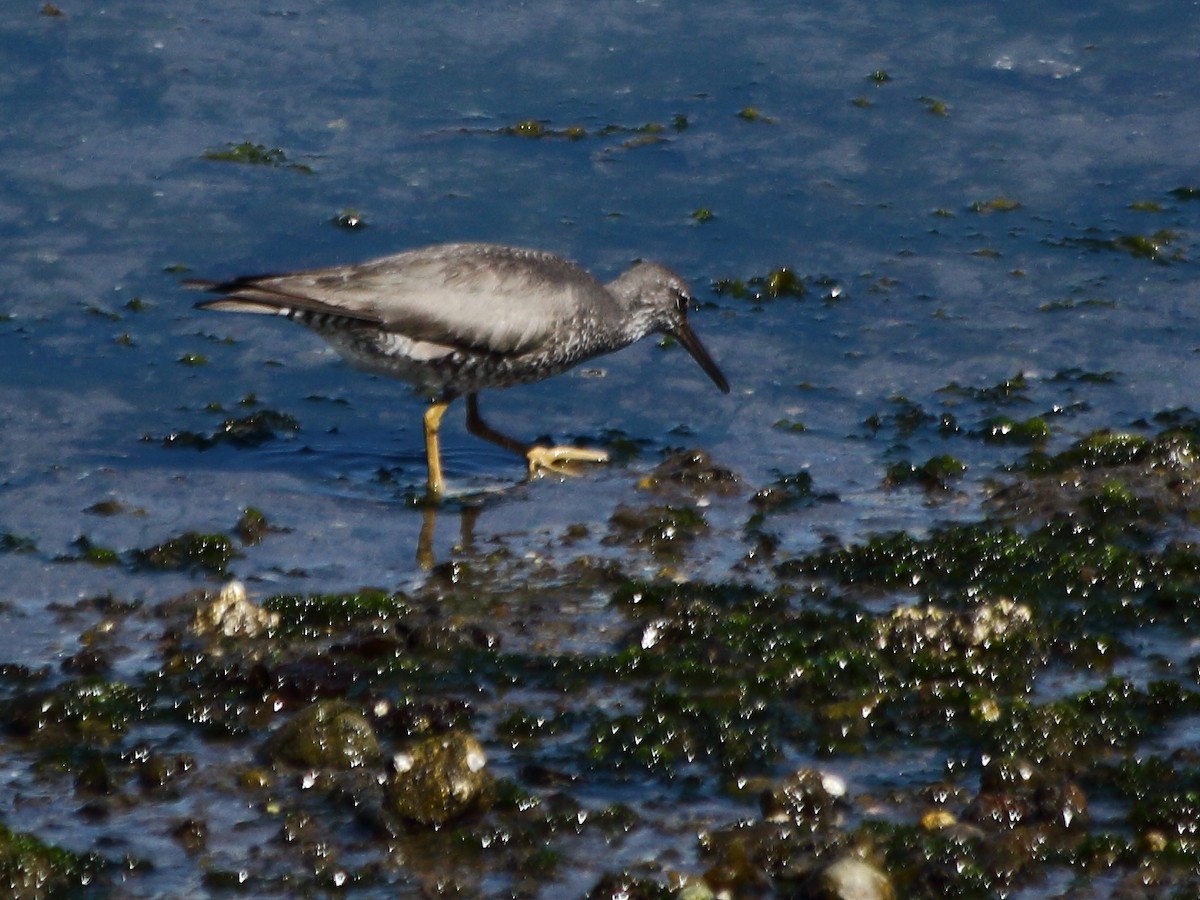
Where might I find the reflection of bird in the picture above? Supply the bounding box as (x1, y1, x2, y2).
(189, 242, 730, 496)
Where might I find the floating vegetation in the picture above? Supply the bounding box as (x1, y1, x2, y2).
(938, 372, 1031, 405)
(868, 70, 892, 84)
(736, 106, 776, 123)
(1048, 368, 1117, 384)
(864, 394, 937, 438)
(486, 119, 669, 145)
(0, 533, 36, 554)
(885, 454, 967, 490)
(689, 207, 715, 223)
(201, 142, 314, 173)
(918, 95, 949, 116)
(1038, 296, 1118, 312)
(749, 470, 816, 515)
(772, 417, 807, 433)
(1114, 231, 1180, 259)
(978, 414, 1051, 444)
(970, 196, 1022, 213)
(712, 267, 808, 303)
(1060, 229, 1184, 262)
(153, 409, 301, 450)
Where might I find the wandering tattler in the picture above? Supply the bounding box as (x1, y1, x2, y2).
(190, 242, 729, 495)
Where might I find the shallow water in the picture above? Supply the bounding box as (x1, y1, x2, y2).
(2, 0, 1200, 895)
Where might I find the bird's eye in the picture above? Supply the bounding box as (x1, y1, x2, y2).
(674, 289, 690, 313)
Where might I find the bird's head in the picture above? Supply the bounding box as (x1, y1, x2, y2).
(608, 261, 730, 394)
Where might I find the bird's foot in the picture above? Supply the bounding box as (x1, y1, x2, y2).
(526, 445, 610, 478)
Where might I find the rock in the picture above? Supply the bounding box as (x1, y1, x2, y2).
(811, 856, 895, 900)
(191, 581, 278, 638)
(385, 731, 492, 825)
(636, 449, 741, 498)
(760, 768, 847, 827)
(965, 756, 1088, 828)
(265, 701, 381, 770)
(877, 597, 1032, 655)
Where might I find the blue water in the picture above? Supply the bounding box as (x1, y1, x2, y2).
(2, 0, 1199, 893)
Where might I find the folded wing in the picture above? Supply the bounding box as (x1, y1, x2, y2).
(191, 243, 609, 359)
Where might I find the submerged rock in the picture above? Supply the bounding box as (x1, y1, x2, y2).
(265, 701, 381, 770)
(385, 731, 492, 825)
(636, 449, 741, 498)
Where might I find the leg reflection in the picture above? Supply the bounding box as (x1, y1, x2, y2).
(416, 501, 482, 571)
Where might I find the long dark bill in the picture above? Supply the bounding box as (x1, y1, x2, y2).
(673, 321, 730, 394)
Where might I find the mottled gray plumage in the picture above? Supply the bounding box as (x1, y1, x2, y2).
(189, 242, 728, 494)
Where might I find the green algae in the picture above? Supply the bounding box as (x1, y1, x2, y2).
(0, 821, 107, 898)
(918, 96, 949, 116)
(263, 589, 410, 631)
(750, 470, 815, 515)
(713, 267, 806, 303)
(491, 119, 671, 144)
(1066, 228, 1184, 262)
(978, 415, 1050, 444)
(266, 700, 381, 769)
(864, 395, 936, 438)
(969, 196, 1022, 213)
(155, 409, 301, 450)
(3, 679, 146, 747)
(69, 536, 121, 567)
(234, 507, 274, 546)
(13, 419, 1200, 895)
(0, 532, 35, 554)
(202, 141, 313, 173)
(938, 372, 1031, 405)
(885, 455, 967, 490)
(607, 504, 708, 556)
(134, 531, 239, 575)
(736, 106, 775, 123)
(1024, 429, 1150, 472)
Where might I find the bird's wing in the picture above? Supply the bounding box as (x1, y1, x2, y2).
(192, 245, 611, 357)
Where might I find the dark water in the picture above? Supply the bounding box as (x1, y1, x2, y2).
(2, 0, 1199, 894)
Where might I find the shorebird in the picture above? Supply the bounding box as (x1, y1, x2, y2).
(190, 242, 729, 496)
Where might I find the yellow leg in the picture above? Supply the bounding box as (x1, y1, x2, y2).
(423, 400, 452, 496)
(524, 445, 610, 476)
(465, 394, 608, 477)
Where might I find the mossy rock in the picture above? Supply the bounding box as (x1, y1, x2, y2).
(385, 731, 493, 826)
(0, 821, 106, 897)
(265, 701, 380, 770)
